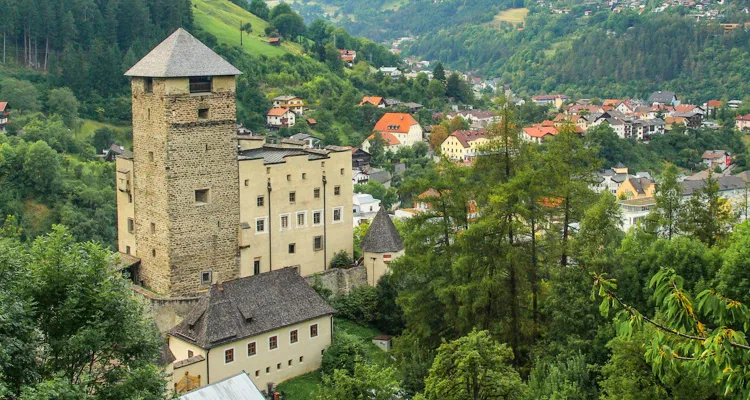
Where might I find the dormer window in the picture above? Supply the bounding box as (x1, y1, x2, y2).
(189, 76, 212, 93)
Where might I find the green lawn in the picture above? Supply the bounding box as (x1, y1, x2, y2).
(192, 0, 304, 57)
(76, 119, 133, 149)
(275, 318, 387, 399)
(382, 0, 409, 11)
(488, 7, 530, 28)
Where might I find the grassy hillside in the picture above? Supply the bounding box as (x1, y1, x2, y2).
(488, 8, 529, 28)
(192, 0, 305, 56)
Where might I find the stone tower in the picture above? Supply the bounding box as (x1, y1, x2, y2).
(124, 29, 242, 296)
(360, 207, 404, 286)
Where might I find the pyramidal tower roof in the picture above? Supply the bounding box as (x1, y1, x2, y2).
(125, 28, 241, 78)
(361, 207, 404, 253)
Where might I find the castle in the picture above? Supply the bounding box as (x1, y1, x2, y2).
(116, 29, 353, 297)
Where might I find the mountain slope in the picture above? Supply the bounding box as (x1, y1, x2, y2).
(192, 0, 305, 57)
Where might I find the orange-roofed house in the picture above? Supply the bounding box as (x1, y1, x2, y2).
(340, 50, 356, 67)
(704, 100, 722, 114)
(266, 107, 296, 128)
(360, 96, 386, 108)
(362, 113, 423, 152)
(674, 104, 704, 115)
(522, 125, 558, 144)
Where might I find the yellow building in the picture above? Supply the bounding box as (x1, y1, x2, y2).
(168, 268, 334, 393)
(117, 29, 353, 297)
(439, 130, 489, 162)
(361, 207, 404, 286)
(616, 176, 655, 200)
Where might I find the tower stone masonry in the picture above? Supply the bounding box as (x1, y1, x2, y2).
(124, 29, 243, 296)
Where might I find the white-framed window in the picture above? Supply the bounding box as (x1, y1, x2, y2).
(310, 323, 319, 338)
(332, 207, 343, 223)
(255, 217, 268, 234)
(224, 348, 235, 364)
(290, 329, 299, 344)
(247, 341, 257, 357)
(269, 335, 278, 350)
(296, 211, 307, 227)
(312, 210, 323, 226)
(280, 213, 290, 230)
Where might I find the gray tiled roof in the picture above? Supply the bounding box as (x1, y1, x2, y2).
(125, 29, 241, 78)
(648, 91, 676, 104)
(238, 145, 328, 164)
(169, 267, 335, 349)
(361, 207, 404, 253)
(681, 175, 745, 196)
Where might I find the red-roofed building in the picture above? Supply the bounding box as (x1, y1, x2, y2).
(704, 100, 722, 113)
(736, 114, 750, 131)
(522, 125, 558, 144)
(0, 102, 9, 132)
(674, 104, 704, 115)
(362, 113, 423, 152)
(340, 50, 356, 67)
(266, 107, 296, 128)
(359, 96, 386, 108)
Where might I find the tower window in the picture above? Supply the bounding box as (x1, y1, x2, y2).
(334, 186, 341, 196)
(152, 249, 156, 257)
(144, 78, 153, 93)
(189, 76, 212, 93)
(127, 218, 134, 233)
(195, 189, 210, 205)
(288, 243, 296, 254)
(150, 222, 156, 234)
(201, 271, 212, 284)
(148, 151, 154, 162)
(198, 108, 209, 120)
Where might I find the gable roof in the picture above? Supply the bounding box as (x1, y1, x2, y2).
(523, 126, 558, 138)
(361, 207, 404, 253)
(125, 29, 241, 78)
(624, 177, 654, 195)
(178, 372, 265, 400)
(267, 107, 291, 117)
(736, 114, 750, 121)
(702, 150, 727, 159)
(675, 104, 701, 113)
(170, 268, 335, 349)
(367, 131, 401, 146)
(648, 91, 676, 104)
(360, 96, 384, 106)
(273, 95, 299, 101)
(0, 102, 7, 112)
(448, 129, 486, 148)
(706, 100, 722, 108)
(681, 175, 745, 196)
(373, 113, 419, 134)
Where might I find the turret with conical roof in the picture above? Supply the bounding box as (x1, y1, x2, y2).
(361, 207, 404, 286)
(116, 28, 242, 296)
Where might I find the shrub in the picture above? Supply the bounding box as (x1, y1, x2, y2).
(321, 332, 365, 376)
(331, 285, 378, 325)
(329, 250, 353, 268)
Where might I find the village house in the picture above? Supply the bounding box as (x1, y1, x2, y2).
(272, 95, 305, 115)
(117, 29, 354, 296)
(0, 102, 9, 132)
(360, 96, 387, 108)
(360, 207, 404, 286)
(351, 147, 371, 169)
(616, 176, 656, 200)
(531, 94, 569, 108)
(648, 90, 679, 106)
(445, 110, 500, 129)
(736, 114, 750, 130)
(361, 113, 423, 152)
(521, 124, 558, 144)
(378, 67, 402, 79)
(289, 133, 320, 149)
(340, 49, 356, 67)
(703, 100, 723, 114)
(702, 150, 731, 170)
(353, 193, 381, 226)
(168, 268, 335, 393)
(440, 129, 489, 162)
(266, 107, 296, 128)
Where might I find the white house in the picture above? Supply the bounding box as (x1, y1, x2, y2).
(353, 193, 382, 226)
(702, 150, 731, 170)
(266, 107, 296, 128)
(362, 113, 423, 152)
(379, 67, 402, 79)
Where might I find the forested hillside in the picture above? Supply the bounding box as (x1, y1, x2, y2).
(291, 0, 750, 100)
